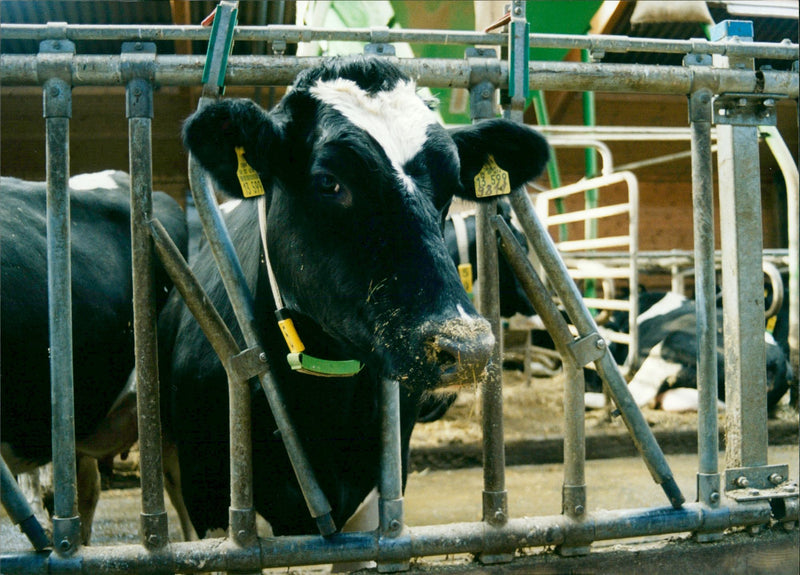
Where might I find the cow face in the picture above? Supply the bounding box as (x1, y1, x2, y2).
(183, 56, 549, 395)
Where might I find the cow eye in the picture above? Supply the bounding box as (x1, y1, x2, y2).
(313, 173, 342, 197)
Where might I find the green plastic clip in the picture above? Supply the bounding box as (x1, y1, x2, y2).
(287, 353, 364, 378)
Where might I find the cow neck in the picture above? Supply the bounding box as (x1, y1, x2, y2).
(257, 195, 363, 378)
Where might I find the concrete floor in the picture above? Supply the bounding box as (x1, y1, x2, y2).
(2, 445, 797, 557)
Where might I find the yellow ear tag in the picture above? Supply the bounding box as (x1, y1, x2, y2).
(458, 262, 474, 295)
(474, 154, 510, 198)
(235, 146, 265, 198)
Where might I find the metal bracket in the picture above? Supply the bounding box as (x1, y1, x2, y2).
(725, 464, 794, 498)
(567, 332, 606, 368)
(228, 345, 269, 382)
(38, 35, 75, 118)
(713, 92, 781, 126)
(365, 43, 396, 56)
(121, 42, 156, 119)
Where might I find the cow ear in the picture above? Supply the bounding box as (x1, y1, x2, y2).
(449, 119, 550, 200)
(182, 99, 283, 199)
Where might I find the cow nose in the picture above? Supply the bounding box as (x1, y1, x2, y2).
(425, 317, 494, 387)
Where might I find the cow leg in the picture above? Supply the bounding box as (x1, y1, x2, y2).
(332, 488, 379, 572)
(76, 455, 100, 545)
(162, 439, 197, 541)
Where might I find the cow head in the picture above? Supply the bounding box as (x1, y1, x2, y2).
(183, 56, 549, 401)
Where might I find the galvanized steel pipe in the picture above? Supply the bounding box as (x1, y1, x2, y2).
(2, 23, 797, 60)
(2, 55, 798, 97)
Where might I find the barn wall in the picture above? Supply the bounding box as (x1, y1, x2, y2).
(3, 85, 795, 260)
(529, 91, 797, 256)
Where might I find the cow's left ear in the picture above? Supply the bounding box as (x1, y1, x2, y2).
(183, 99, 284, 199)
(449, 119, 550, 200)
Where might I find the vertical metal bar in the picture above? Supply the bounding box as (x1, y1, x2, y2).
(43, 71, 82, 556)
(127, 72, 169, 550)
(688, 83, 724, 541)
(377, 378, 407, 573)
(711, 23, 769, 471)
(689, 89, 721, 476)
(467, 73, 509, 538)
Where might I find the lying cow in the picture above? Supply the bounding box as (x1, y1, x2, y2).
(587, 291, 792, 412)
(159, 55, 550, 538)
(1, 171, 189, 544)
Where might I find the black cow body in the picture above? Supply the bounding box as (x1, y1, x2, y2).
(596, 291, 792, 411)
(159, 56, 549, 537)
(1, 171, 188, 542)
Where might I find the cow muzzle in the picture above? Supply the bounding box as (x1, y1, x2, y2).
(423, 317, 494, 388)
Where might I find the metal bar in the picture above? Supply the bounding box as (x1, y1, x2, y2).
(0, 457, 51, 551)
(689, 85, 724, 542)
(548, 138, 614, 175)
(42, 70, 82, 557)
(713, 27, 769, 473)
(469, 72, 509, 540)
(188, 156, 335, 536)
(509, 188, 685, 510)
(2, 23, 797, 60)
(377, 378, 407, 572)
(0, 501, 780, 574)
(2, 55, 798, 96)
(126, 75, 170, 551)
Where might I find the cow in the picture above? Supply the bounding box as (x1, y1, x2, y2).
(586, 291, 792, 412)
(1, 170, 189, 544)
(158, 55, 550, 538)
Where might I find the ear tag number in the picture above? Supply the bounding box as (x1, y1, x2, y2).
(235, 146, 265, 198)
(474, 155, 510, 198)
(458, 263, 474, 297)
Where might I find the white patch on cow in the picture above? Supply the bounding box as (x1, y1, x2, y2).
(69, 169, 121, 191)
(627, 342, 684, 407)
(456, 303, 471, 321)
(636, 291, 688, 326)
(310, 78, 438, 182)
(657, 387, 726, 412)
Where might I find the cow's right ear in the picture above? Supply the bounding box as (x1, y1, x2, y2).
(182, 99, 283, 199)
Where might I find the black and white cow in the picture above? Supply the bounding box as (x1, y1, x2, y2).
(158, 55, 549, 537)
(1, 171, 189, 543)
(588, 291, 792, 412)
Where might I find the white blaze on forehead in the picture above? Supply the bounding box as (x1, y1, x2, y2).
(310, 78, 438, 173)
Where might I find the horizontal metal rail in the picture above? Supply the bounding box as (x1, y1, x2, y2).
(0, 500, 785, 574)
(1, 54, 798, 96)
(2, 23, 797, 60)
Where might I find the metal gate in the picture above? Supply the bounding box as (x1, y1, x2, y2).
(1, 2, 798, 572)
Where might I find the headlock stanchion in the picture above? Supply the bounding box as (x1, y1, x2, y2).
(40, 35, 82, 558)
(0, 7, 798, 574)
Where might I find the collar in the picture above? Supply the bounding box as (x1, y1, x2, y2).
(257, 196, 363, 377)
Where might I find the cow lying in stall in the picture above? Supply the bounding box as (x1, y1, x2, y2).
(158, 55, 550, 539)
(586, 290, 793, 412)
(0, 170, 190, 544)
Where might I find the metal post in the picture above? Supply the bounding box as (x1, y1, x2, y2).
(39, 35, 82, 557)
(687, 64, 724, 540)
(122, 42, 169, 551)
(377, 378, 408, 573)
(709, 22, 785, 491)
